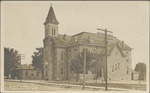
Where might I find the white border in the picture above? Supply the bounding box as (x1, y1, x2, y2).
(1, 1, 149, 93)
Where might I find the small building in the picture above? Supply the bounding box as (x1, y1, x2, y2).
(131, 70, 139, 80)
(13, 64, 42, 80)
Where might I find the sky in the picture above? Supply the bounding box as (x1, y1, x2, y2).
(3, 1, 149, 69)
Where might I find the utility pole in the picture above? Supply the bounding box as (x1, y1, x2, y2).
(97, 28, 113, 91)
(83, 48, 86, 89)
(19, 54, 25, 82)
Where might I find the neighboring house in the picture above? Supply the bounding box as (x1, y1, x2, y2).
(13, 64, 42, 80)
(42, 6, 133, 81)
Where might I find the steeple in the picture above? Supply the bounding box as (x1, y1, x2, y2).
(44, 5, 59, 25)
(44, 5, 59, 38)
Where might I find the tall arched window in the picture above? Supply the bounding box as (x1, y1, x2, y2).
(127, 66, 129, 74)
(37, 71, 39, 76)
(31, 71, 33, 76)
(115, 64, 117, 71)
(54, 29, 55, 35)
(74, 49, 77, 57)
(26, 71, 28, 76)
(61, 51, 64, 61)
(46, 70, 48, 76)
(112, 65, 114, 72)
(61, 68, 64, 75)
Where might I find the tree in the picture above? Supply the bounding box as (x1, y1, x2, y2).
(4, 47, 21, 78)
(134, 63, 146, 80)
(70, 50, 101, 82)
(32, 48, 43, 69)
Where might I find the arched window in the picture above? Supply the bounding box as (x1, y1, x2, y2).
(74, 49, 77, 56)
(52, 28, 53, 35)
(100, 69, 102, 77)
(126, 57, 129, 62)
(61, 68, 64, 75)
(52, 28, 55, 35)
(127, 67, 129, 74)
(46, 70, 48, 76)
(61, 51, 64, 61)
(69, 50, 72, 60)
(26, 71, 28, 76)
(115, 64, 117, 71)
(112, 65, 114, 72)
(37, 71, 39, 76)
(54, 29, 55, 35)
(31, 71, 33, 76)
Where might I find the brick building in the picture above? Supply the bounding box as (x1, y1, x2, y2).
(43, 6, 133, 81)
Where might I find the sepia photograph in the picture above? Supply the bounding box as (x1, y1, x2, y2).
(1, 1, 149, 93)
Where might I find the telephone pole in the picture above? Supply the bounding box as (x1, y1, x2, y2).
(97, 28, 113, 91)
(83, 48, 86, 89)
(139, 66, 141, 90)
(19, 54, 25, 82)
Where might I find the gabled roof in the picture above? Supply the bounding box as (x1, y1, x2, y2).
(44, 6, 59, 25)
(118, 42, 132, 50)
(100, 42, 131, 57)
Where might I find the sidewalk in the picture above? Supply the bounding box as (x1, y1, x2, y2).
(5, 79, 146, 91)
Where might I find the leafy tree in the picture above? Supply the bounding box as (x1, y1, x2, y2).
(4, 47, 21, 78)
(32, 48, 44, 79)
(70, 50, 102, 82)
(32, 48, 43, 69)
(134, 63, 146, 80)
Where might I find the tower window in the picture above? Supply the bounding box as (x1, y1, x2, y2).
(61, 68, 64, 75)
(52, 28, 56, 35)
(61, 51, 64, 61)
(52, 28, 53, 35)
(127, 67, 129, 74)
(54, 29, 55, 35)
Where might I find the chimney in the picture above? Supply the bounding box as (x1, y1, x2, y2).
(121, 41, 124, 47)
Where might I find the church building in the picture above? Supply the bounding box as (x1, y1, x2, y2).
(43, 6, 133, 81)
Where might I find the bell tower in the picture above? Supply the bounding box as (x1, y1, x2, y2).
(43, 5, 59, 80)
(44, 5, 59, 37)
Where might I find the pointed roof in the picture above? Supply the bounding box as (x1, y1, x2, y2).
(44, 6, 59, 25)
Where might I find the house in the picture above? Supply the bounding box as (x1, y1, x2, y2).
(13, 64, 42, 80)
(42, 5, 133, 81)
